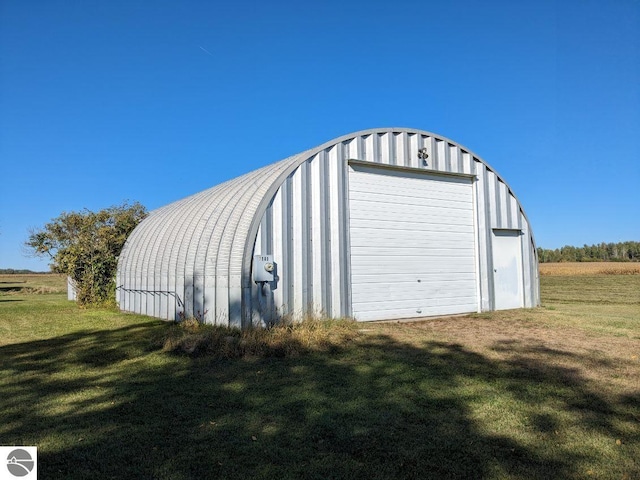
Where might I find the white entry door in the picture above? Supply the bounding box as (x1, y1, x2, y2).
(349, 164, 478, 321)
(491, 230, 524, 310)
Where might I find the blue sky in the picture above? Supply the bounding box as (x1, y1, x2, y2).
(1, 0, 638, 271)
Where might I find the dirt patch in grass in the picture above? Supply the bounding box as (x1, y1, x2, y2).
(367, 313, 638, 390)
(365, 272, 640, 409)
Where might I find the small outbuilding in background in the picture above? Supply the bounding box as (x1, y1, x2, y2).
(116, 128, 539, 327)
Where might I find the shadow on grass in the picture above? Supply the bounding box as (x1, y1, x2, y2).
(0, 323, 638, 479)
(0, 286, 26, 293)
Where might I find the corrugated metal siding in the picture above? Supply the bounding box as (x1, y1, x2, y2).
(116, 153, 308, 327)
(255, 129, 538, 321)
(257, 147, 349, 319)
(116, 128, 539, 326)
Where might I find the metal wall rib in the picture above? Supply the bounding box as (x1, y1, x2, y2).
(116, 128, 539, 327)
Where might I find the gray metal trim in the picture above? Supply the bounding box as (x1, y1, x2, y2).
(342, 151, 353, 318)
(301, 161, 311, 309)
(282, 176, 292, 315)
(347, 159, 477, 180)
(389, 133, 397, 166)
(483, 166, 496, 311)
(491, 228, 524, 234)
(320, 151, 331, 315)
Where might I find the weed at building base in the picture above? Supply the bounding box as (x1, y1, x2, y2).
(160, 317, 360, 358)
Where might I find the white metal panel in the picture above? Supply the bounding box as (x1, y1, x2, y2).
(491, 230, 524, 310)
(67, 277, 77, 301)
(410, 134, 421, 169)
(291, 164, 304, 314)
(475, 163, 491, 311)
(394, 132, 407, 166)
(271, 188, 285, 317)
(328, 145, 343, 317)
(461, 151, 472, 175)
(380, 133, 391, 164)
(310, 154, 324, 314)
(349, 164, 478, 321)
(497, 181, 510, 229)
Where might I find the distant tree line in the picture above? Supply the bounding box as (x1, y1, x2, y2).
(0, 268, 46, 274)
(537, 241, 640, 263)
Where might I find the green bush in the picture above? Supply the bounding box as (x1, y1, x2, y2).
(25, 202, 147, 306)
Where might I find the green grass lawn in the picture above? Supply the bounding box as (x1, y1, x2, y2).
(0, 274, 638, 479)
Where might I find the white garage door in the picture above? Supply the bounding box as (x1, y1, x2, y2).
(349, 164, 478, 321)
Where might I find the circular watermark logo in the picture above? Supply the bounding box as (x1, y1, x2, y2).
(6, 449, 34, 477)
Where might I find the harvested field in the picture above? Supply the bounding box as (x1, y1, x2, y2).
(0, 273, 66, 295)
(540, 261, 640, 276)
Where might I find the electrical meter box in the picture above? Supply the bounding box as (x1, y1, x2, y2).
(253, 255, 276, 283)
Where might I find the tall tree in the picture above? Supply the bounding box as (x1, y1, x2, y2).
(26, 202, 147, 305)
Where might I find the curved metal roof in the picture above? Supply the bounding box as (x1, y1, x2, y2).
(118, 150, 308, 289)
(118, 127, 534, 321)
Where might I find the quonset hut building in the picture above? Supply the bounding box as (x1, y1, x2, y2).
(116, 128, 539, 327)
